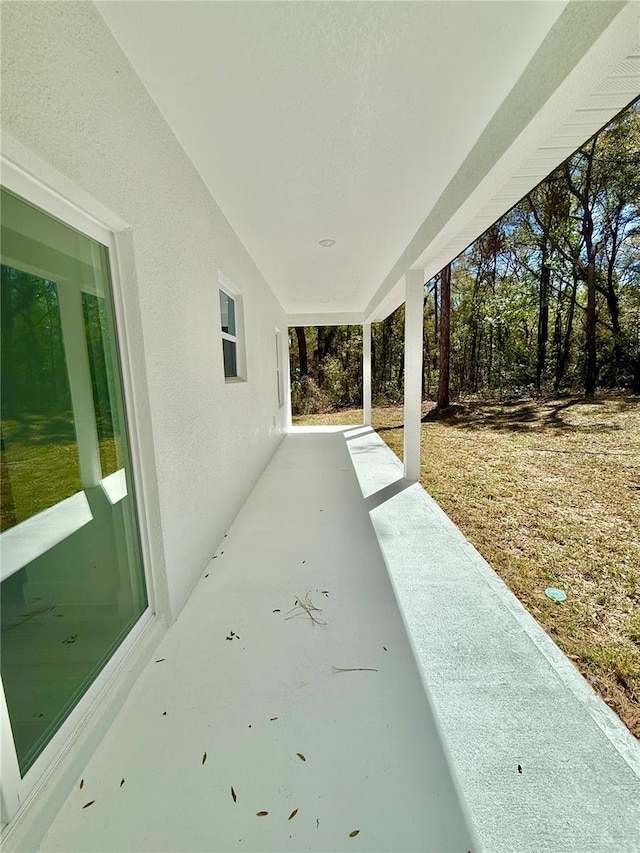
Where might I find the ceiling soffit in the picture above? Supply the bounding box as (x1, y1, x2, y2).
(97, 2, 639, 323)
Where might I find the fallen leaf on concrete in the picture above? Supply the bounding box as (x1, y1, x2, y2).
(120, 779, 125, 787)
(202, 752, 207, 765)
(349, 829, 360, 837)
(256, 811, 268, 817)
(231, 787, 237, 803)
(79, 779, 84, 790)
(296, 753, 306, 762)
(82, 801, 95, 809)
(288, 808, 298, 820)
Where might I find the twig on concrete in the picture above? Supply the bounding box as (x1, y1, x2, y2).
(285, 592, 326, 626)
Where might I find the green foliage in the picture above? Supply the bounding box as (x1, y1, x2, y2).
(289, 325, 363, 414)
(290, 375, 333, 415)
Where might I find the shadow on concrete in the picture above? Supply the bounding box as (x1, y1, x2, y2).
(364, 477, 414, 512)
(343, 426, 375, 441)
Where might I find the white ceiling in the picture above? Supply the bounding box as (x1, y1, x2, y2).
(97, 1, 639, 321)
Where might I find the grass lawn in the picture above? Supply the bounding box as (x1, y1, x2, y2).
(293, 395, 640, 738)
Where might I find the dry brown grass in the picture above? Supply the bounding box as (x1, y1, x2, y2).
(294, 396, 640, 737)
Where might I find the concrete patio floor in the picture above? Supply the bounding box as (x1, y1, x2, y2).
(37, 426, 640, 852)
(37, 428, 476, 853)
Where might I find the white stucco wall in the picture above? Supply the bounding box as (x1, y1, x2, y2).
(1, 1, 289, 619)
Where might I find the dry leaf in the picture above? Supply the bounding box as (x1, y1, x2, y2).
(256, 811, 268, 817)
(296, 753, 306, 762)
(288, 808, 298, 820)
(272, 609, 281, 613)
(120, 778, 125, 787)
(231, 786, 237, 803)
(79, 779, 84, 790)
(349, 829, 360, 837)
(270, 716, 278, 721)
(202, 752, 207, 765)
(82, 801, 95, 809)
(155, 659, 165, 663)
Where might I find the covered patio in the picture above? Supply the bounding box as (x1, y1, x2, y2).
(37, 428, 639, 852)
(2, 2, 640, 850)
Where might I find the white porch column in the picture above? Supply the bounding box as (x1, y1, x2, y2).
(403, 269, 424, 481)
(363, 322, 372, 426)
(57, 283, 102, 488)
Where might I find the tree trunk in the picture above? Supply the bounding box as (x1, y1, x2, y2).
(433, 278, 438, 349)
(551, 278, 564, 390)
(437, 263, 451, 409)
(605, 245, 622, 385)
(555, 268, 577, 393)
(487, 325, 493, 388)
(536, 261, 550, 392)
(585, 255, 597, 397)
(295, 326, 308, 376)
(564, 137, 598, 398)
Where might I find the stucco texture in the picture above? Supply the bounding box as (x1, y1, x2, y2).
(1, 0, 288, 618)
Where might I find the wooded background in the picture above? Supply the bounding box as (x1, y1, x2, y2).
(290, 100, 640, 414)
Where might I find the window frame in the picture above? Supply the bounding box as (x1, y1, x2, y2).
(218, 273, 246, 382)
(0, 157, 159, 828)
(275, 328, 285, 408)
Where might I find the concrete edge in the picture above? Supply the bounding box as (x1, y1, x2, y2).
(360, 430, 640, 780)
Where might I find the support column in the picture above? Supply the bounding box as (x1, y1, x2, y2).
(403, 269, 424, 481)
(363, 322, 372, 426)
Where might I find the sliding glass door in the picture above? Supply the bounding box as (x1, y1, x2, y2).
(0, 187, 147, 778)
